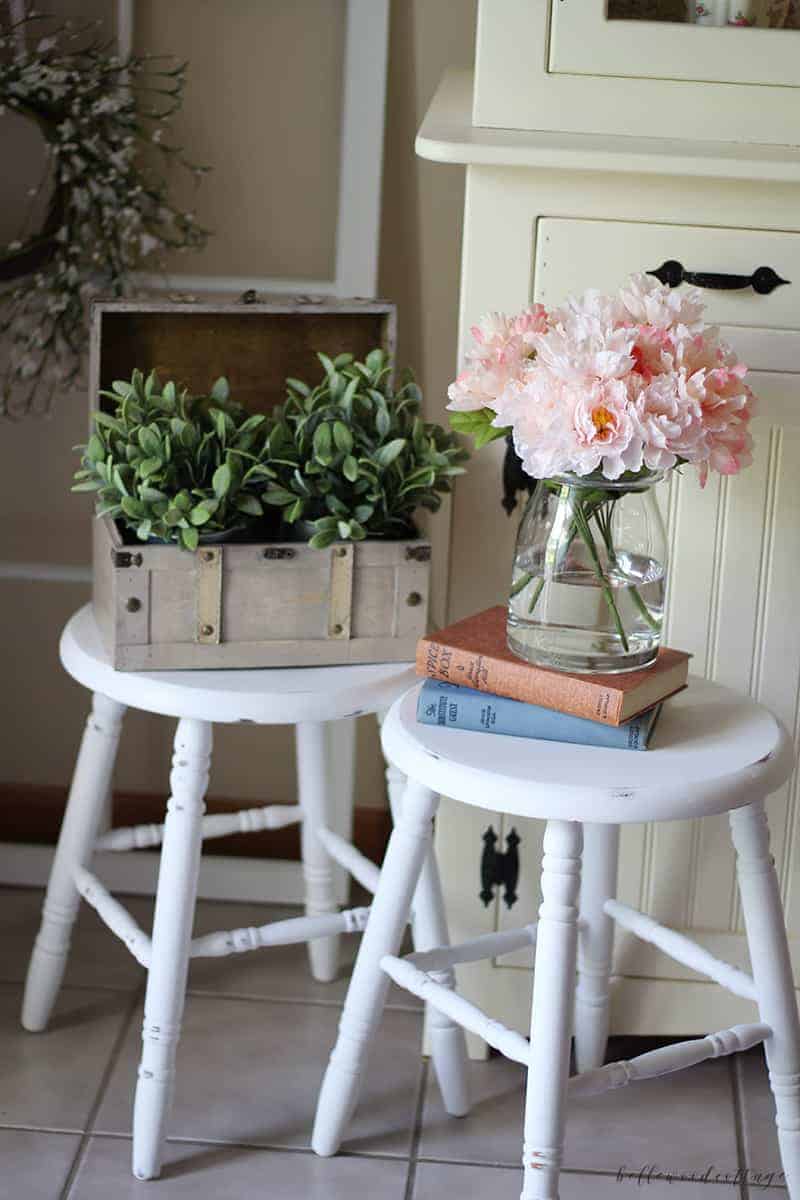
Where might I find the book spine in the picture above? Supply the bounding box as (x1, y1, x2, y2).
(416, 638, 623, 725)
(416, 681, 650, 750)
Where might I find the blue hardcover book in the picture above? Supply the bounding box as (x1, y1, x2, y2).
(416, 679, 662, 751)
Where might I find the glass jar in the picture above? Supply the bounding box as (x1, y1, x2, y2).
(507, 474, 668, 674)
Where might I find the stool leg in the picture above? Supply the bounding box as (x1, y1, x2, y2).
(296, 721, 340, 983)
(22, 693, 125, 1032)
(574, 822, 619, 1073)
(731, 800, 800, 1198)
(522, 819, 583, 1200)
(132, 718, 211, 1181)
(411, 847, 471, 1117)
(312, 778, 438, 1157)
(378, 721, 470, 1117)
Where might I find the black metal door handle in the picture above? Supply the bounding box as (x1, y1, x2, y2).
(648, 259, 789, 295)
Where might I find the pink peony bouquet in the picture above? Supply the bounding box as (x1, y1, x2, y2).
(447, 273, 755, 488)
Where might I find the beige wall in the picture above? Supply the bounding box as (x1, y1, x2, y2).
(0, 0, 478, 813)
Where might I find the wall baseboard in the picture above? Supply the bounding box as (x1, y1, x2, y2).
(0, 784, 392, 905)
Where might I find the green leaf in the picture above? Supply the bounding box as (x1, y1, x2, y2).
(317, 352, 336, 379)
(136, 518, 153, 541)
(313, 422, 333, 466)
(284, 498, 305, 523)
(121, 496, 147, 519)
(343, 454, 358, 482)
(162, 381, 177, 408)
(337, 520, 352, 540)
(137, 457, 162, 479)
(263, 487, 297, 506)
(211, 377, 230, 404)
(189, 504, 213, 526)
(112, 466, 130, 496)
(365, 348, 385, 374)
(236, 493, 263, 516)
(86, 434, 105, 462)
(111, 380, 133, 397)
(309, 529, 337, 550)
(92, 411, 124, 433)
(212, 462, 232, 498)
(375, 405, 391, 438)
(333, 421, 353, 453)
(71, 479, 104, 492)
(375, 438, 406, 468)
(286, 378, 311, 397)
(180, 525, 200, 551)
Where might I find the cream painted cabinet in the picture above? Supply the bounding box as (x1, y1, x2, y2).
(474, 0, 800, 143)
(417, 66, 800, 1047)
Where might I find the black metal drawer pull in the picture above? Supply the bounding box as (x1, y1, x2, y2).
(647, 259, 789, 295)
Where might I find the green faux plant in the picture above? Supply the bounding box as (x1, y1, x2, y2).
(72, 370, 268, 551)
(258, 349, 469, 549)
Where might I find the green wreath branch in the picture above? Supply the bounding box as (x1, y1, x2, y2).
(0, 7, 210, 417)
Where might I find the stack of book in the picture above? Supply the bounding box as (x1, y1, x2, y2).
(415, 606, 690, 753)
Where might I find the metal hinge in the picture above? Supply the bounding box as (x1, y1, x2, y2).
(111, 549, 143, 569)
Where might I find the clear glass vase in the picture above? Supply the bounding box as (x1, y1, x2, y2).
(507, 474, 668, 674)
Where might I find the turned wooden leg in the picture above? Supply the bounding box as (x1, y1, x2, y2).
(132, 719, 211, 1181)
(22, 693, 125, 1032)
(574, 822, 619, 1073)
(312, 778, 438, 1157)
(296, 721, 340, 983)
(522, 820, 583, 1200)
(377, 712, 470, 1117)
(731, 800, 800, 1198)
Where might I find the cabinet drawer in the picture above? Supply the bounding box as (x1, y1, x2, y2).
(534, 218, 799, 331)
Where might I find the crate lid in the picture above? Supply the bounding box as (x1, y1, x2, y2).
(89, 294, 396, 415)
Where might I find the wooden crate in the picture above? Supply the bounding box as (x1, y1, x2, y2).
(88, 296, 431, 670)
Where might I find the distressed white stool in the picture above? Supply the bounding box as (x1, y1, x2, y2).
(21, 605, 469, 1181)
(313, 676, 800, 1200)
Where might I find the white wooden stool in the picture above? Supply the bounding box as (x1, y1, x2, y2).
(21, 605, 469, 1181)
(312, 676, 800, 1199)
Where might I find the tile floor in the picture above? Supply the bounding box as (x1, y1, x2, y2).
(0, 885, 787, 1198)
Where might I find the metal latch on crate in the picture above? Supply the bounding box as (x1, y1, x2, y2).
(327, 544, 354, 639)
(196, 547, 222, 644)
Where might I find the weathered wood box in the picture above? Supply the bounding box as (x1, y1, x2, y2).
(89, 297, 431, 671)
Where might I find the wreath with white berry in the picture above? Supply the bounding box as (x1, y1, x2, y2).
(0, 5, 209, 416)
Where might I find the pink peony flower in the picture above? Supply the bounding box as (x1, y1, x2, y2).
(446, 305, 548, 413)
(447, 275, 756, 486)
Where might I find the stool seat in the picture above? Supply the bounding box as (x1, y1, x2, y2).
(381, 676, 792, 824)
(61, 605, 416, 725)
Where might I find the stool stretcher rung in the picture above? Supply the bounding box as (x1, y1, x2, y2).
(74, 867, 152, 967)
(189, 906, 371, 959)
(569, 1022, 772, 1099)
(381, 954, 530, 1066)
(95, 804, 302, 852)
(406, 924, 537, 973)
(317, 827, 381, 895)
(605, 899, 757, 1001)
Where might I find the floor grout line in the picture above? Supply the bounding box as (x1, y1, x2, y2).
(60, 983, 144, 1200)
(184, 986, 422, 1014)
(403, 1056, 429, 1200)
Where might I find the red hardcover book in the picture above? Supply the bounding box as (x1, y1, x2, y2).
(416, 606, 690, 726)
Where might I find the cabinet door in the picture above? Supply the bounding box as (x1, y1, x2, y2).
(551, 1, 800, 88)
(436, 325, 800, 1047)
